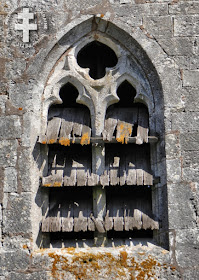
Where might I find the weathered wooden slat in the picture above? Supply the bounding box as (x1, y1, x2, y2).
(144, 171, 153, 186)
(136, 107, 149, 145)
(48, 197, 61, 232)
(113, 197, 124, 231)
(59, 109, 74, 146)
(51, 152, 64, 187)
(61, 199, 74, 232)
(46, 117, 62, 144)
(126, 148, 136, 185)
(87, 172, 99, 186)
(116, 121, 132, 144)
(119, 151, 126, 186)
(80, 110, 91, 145)
(104, 210, 113, 231)
(74, 211, 87, 232)
(99, 170, 109, 187)
(136, 147, 144, 186)
(42, 216, 49, 232)
(76, 158, 88, 187)
(103, 111, 118, 141)
(72, 110, 83, 142)
(110, 156, 120, 186)
(124, 197, 134, 231)
(68, 159, 77, 186)
(80, 125, 91, 145)
(133, 209, 142, 230)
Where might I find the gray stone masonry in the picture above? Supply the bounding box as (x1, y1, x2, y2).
(0, 0, 198, 279)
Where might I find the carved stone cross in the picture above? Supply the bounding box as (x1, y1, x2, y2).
(15, 8, 37, 43)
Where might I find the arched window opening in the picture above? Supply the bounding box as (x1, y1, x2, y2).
(49, 83, 87, 110)
(77, 41, 118, 80)
(40, 32, 163, 248)
(115, 81, 136, 108)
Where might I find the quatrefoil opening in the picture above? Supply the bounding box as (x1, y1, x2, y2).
(77, 41, 118, 80)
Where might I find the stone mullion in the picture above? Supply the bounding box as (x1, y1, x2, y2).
(92, 144, 107, 244)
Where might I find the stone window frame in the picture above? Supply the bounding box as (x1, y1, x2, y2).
(36, 21, 168, 249)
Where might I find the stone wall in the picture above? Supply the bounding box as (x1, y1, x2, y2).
(0, 0, 199, 279)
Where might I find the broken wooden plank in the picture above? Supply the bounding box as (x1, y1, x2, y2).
(103, 116, 118, 142)
(109, 156, 120, 186)
(126, 148, 136, 185)
(48, 197, 62, 232)
(136, 107, 149, 145)
(61, 199, 74, 232)
(113, 197, 124, 231)
(136, 147, 144, 186)
(76, 158, 88, 187)
(132, 209, 142, 230)
(72, 109, 83, 143)
(46, 117, 62, 144)
(59, 109, 74, 146)
(116, 121, 133, 144)
(104, 210, 113, 231)
(74, 211, 87, 232)
(119, 150, 126, 186)
(99, 170, 109, 187)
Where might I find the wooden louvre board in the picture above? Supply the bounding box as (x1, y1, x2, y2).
(43, 145, 92, 187)
(105, 144, 153, 186)
(103, 107, 148, 144)
(42, 144, 153, 187)
(42, 188, 95, 232)
(40, 108, 91, 145)
(105, 187, 159, 231)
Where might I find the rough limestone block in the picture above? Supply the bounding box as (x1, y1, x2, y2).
(180, 132, 199, 151)
(3, 193, 32, 234)
(165, 133, 181, 159)
(181, 88, 199, 111)
(190, 56, 199, 70)
(3, 250, 30, 272)
(172, 112, 199, 132)
(0, 140, 18, 167)
(167, 183, 196, 206)
(158, 38, 193, 56)
(8, 272, 48, 280)
(4, 167, 17, 193)
(174, 56, 190, 70)
(0, 116, 22, 140)
(143, 16, 172, 38)
(169, 2, 199, 15)
(166, 158, 181, 183)
(174, 15, 199, 36)
(183, 70, 199, 87)
(182, 151, 199, 181)
(168, 202, 196, 230)
(0, 95, 8, 115)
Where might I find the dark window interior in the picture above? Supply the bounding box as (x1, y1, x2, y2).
(77, 41, 118, 80)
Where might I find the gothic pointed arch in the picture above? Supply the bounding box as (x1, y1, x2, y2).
(32, 16, 169, 249)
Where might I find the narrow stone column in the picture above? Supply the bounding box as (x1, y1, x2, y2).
(92, 144, 107, 245)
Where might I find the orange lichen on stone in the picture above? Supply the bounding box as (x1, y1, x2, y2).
(120, 251, 128, 267)
(116, 122, 132, 144)
(18, 107, 23, 110)
(42, 141, 47, 144)
(23, 244, 28, 249)
(80, 133, 90, 145)
(59, 137, 70, 146)
(53, 182, 62, 187)
(48, 139, 55, 144)
(47, 250, 164, 280)
(100, 14, 104, 18)
(43, 183, 52, 187)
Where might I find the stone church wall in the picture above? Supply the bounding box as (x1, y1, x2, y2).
(0, 0, 199, 279)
